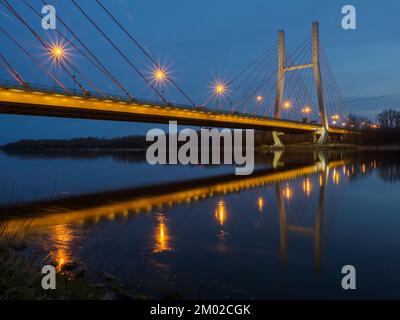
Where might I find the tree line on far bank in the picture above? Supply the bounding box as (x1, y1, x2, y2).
(346, 108, 400, 130)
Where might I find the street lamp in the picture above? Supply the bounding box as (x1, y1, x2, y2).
(49, 44, 66, 90)
(283, 100, 291, 109)
(152, 66, 168, 103)
(153, 67, 167, 85)
(51, 46, 64, 61)
(214, 82, 226, 96)
(255, 95, 263, 113)
(331, 114, 340, 125)
(301, 105, 312, 122)
(213, 81, 227, 109)
(301, 106, 312, 114)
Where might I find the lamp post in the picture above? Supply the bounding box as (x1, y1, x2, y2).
(214, 82, 226, 109)
(152, 67, 167, 104)
(49, 45, 65, 91)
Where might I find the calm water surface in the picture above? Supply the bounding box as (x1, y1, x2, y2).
(1, 149, 400, 299)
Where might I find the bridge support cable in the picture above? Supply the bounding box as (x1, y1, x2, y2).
(218, 44, 278, 111)
(201, 43, 277, 110)
(319, 55, 338, 122)
(228, 44, 278, 88)
(232, 45, 279, 113)
(239, 35, 312, 118)
(236, 46, 280, 113)
(70, 0, 169, 105)
(17, 1, 106, 96)
(319, 44, 346, 120)
(0, 26, 71, 94)
(282, 41, 313, 119)
(0, 53, 29, 87)
(267, 22, 331, 145)
(95, 0, 196, 106)
(256, 35, 313, 116)
(0, 0, 88, 94)
(38, 0, 134, 100)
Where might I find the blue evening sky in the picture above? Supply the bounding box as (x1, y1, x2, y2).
(0, 0, 399, 144)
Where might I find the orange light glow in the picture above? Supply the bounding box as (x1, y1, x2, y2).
(332, 169, 340, 185)
(215, 200, 227, 226)
(302, 178, 312, 196)
(153, 213, 171, 253)
(301, 106, 312, 114)
(283, 184, 292, 200)
(49, 44, 66, 61)
(283, 100, 291, 109)
(258, 196, 264, 213)
(50, 224, 73, 271)
(213, 81, 226, 96)
(153, 67, 167, 84)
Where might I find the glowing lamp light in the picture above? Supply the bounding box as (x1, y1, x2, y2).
(258, 196, 264, 213)
(256, 95, 263, 102)
(302, 106, 312, 114)
(283, 100, 291, 109)
(283, 184, 292, 200)
(49, 44, 66, 61)
(302, 178, 312, 196)
(213, 81, 226, 96)
(153, 67, 167, 84)
(215, 200, 227, 226)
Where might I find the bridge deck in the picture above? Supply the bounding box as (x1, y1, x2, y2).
(0, 86, 353, 134)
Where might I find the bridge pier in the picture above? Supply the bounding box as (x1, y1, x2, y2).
(316, 127, 329, 145)
(272, 131, 284, 147)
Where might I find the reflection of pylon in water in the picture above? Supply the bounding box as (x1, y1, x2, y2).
(275, 163, 330, 272)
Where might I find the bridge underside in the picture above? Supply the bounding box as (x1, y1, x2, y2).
(0, 88, 351, 135)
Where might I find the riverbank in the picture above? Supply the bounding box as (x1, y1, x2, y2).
(0, 219, 152, 300)
(0, 242, 155, 300)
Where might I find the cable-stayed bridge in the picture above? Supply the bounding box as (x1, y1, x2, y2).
(0, 0, 355, 143)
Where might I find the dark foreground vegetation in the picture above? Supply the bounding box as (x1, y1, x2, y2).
(0, 228, 152, 300)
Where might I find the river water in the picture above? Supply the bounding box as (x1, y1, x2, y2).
(1, 149, 400, 299)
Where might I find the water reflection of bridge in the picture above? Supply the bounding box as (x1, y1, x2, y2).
(1, 155, 346, 270)
(1, 158, 344, 230)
